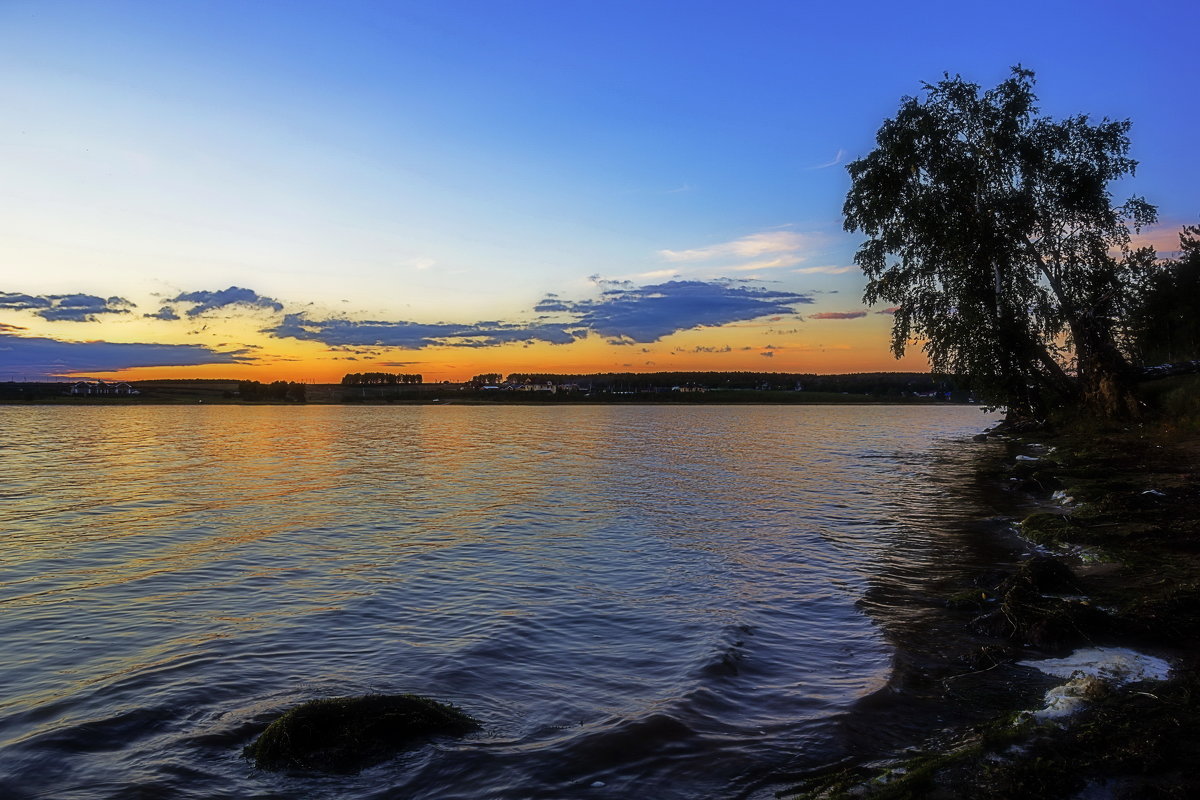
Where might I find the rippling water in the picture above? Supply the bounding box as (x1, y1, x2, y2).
(0, 404, 1002, 799)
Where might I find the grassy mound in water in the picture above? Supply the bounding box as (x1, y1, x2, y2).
(243, 694, 479, 773)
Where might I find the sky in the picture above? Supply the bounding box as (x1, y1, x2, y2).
(1, 0, 1196, 382)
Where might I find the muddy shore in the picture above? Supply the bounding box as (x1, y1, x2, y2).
(787, 414, 1200, 799)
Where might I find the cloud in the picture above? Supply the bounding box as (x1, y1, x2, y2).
(267, 279, 814, 350)
(876, 306, 902, 315)
(41, 295, 135, 322)
(265, 315, 581, 349)
(0, 332, 250, 378)
(659, 231, 810, 263)
(810, 148, 848, 169)
(544, 280, 815, 342)
(760, 351, 775, 357)
(730, 255, 805, 272)
(1, 292, 134, 322)
(533, 297, 574, 313)
(793, 264, 856, 275)
(809, 311, 868, 320)
(144, 306, 181, 321)
(169, 286, 284, 317)
(0, 292, 52, 311)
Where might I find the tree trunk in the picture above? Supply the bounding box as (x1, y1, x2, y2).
(1076, 327, 1141, 419)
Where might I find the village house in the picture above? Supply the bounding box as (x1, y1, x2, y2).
(69, 380, 138, 396)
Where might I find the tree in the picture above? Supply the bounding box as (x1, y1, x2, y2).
(341, 372, 423, 386)
(844, 67, 1156, 418)
(1127, 225, 1200, 366)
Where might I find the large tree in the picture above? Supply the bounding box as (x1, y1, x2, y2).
(844, 67, 1156, 418)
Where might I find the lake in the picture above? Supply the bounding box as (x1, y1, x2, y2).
(0, 404, 1005, 799)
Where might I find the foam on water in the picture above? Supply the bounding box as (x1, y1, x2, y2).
(1020, 647, 1172, 720)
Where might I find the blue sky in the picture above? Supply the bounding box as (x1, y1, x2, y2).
(0, 0, 1195, 380)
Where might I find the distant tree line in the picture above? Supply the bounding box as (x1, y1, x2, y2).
(471, 373, 504, 385)
(238, 380, 307, 402)
(341, 372, 423, 385)
(503, 371, 961, 395)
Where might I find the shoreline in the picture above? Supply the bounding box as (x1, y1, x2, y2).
(788, 420, 1200, 798)
(0, 397, 977, 407)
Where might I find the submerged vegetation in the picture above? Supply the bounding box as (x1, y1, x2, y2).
(243, 694, 479, 773)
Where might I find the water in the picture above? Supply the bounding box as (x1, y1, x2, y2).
(0, 404, 1003, 799)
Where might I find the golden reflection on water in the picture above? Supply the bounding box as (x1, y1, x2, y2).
(0, 404, 1000, 800)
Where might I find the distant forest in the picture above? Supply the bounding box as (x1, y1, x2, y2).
(342, 372, 424, 385)
(503, 371, 960, 395)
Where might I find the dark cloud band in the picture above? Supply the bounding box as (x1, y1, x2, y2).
(267, 279, 814, 349)
(1, 292, 133, 322)
(267, 315, 581, 349)
(0, 333, 250, 378)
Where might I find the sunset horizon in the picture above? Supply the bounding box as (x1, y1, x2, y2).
(3, 1, 1194, 384)
(5, 3, 1200, 797)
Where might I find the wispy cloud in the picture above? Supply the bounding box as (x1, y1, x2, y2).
(659, 231, 811, 263)
(0, 332, 251, 378)
(730, 255, 806, 272)
(809, 310, 867, 320)
(793, 264, 856, 275)
(405, 257, 437, 271)
(876, 306, 901, 315)
(810, 148, 847, 169)
(1, 292, 134, 322)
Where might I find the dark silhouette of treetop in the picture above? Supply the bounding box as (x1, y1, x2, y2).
(844, 67, 1157, 418)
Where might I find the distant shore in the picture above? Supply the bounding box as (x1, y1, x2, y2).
(0, 383, 975, 407)
(1, 372, 976, 406)
(0, 396, 974, 406)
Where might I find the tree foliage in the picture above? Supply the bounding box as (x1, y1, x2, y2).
(1127, 225, 1200, 365)
(844, 67, 1156, 417)
(341, 372, 423, 385)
